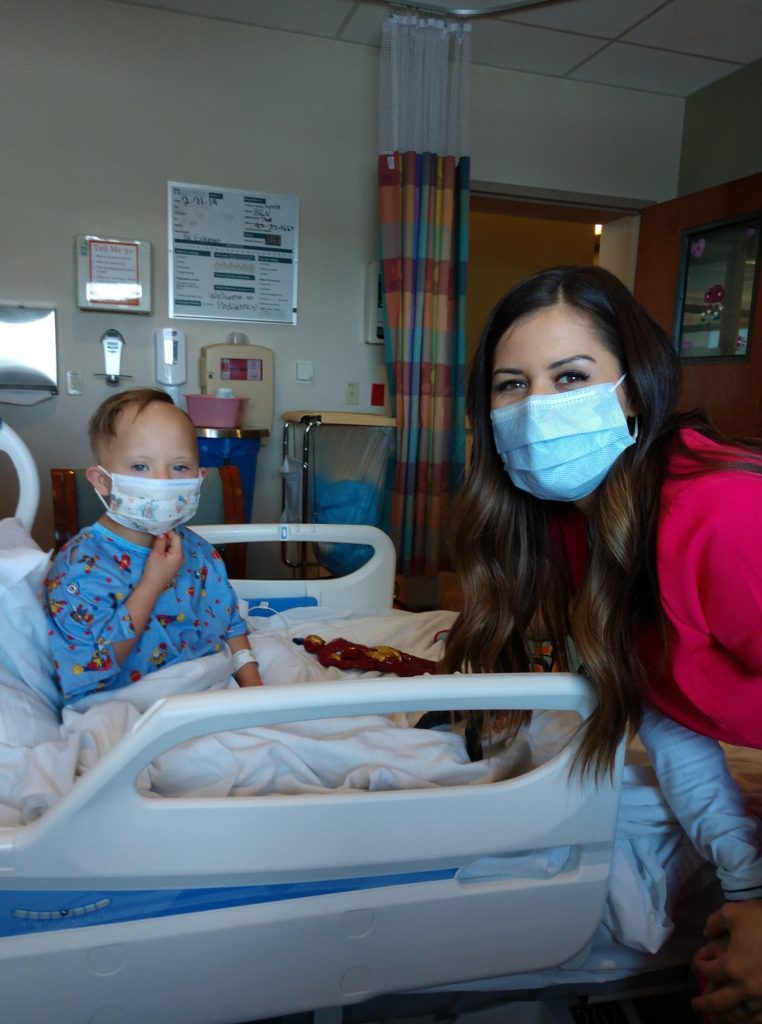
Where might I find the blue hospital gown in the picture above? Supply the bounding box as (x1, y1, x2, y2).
(44, 522, 247, 703)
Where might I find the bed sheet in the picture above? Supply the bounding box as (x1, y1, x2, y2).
(0, 618, 524, 825)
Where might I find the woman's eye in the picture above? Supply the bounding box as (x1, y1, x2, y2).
(495, 379, 526, 393)
(556, 372, 589, 386)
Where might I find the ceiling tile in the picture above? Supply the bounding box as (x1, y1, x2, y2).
(500, 0, 667, 39)
(569, 42, 743, 96)
(624, 0, 762, 64)
(112, 0, 356, 37)
(470, 19, 605, 75)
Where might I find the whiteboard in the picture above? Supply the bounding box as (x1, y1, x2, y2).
(168, 181, 299, 324)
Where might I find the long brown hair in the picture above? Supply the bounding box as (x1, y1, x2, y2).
(442, 265, 762, 778)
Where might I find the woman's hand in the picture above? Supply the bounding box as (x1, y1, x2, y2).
(692, 902, 762, 1021)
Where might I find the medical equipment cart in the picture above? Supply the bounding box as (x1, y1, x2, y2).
(281, 411, 396, 575)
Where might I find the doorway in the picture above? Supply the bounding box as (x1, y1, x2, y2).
(467, 193, 640, 364)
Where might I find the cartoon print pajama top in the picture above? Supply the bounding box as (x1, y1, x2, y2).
(44, 522, 247, 703)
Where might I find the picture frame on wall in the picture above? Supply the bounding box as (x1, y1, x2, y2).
(76, 235, 152, 314)
(673, 213, 762, 363)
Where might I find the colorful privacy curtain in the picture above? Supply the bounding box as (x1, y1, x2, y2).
(379, 151, 469, 575)
(379, 16, 470, 576)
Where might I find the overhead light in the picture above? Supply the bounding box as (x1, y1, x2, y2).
(594, 224, 603, 236)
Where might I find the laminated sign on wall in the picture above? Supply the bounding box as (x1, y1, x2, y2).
(168, 181, 299, 324)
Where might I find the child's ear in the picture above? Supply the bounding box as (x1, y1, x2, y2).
(85, 465, 110, 495)
(199, 467, 207, 480)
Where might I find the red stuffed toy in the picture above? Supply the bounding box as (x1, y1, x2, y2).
(295, 634, 437, 677)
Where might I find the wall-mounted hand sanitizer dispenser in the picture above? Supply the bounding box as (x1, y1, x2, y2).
(101, 329, 125, 387)
(154, 328, 186, 405)
(155, 328, 186, 386)
(199, 342, 274, 442)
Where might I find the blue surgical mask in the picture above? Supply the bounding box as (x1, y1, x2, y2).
(490, 374, 636, 502)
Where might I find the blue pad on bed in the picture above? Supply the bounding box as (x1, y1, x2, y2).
(247, 597, 319, 617)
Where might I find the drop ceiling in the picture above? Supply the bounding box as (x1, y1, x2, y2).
(110, 0, 762, 98)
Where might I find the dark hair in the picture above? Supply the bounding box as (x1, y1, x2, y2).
(443, 265, 761, 778)
(88, 388, 184, 457)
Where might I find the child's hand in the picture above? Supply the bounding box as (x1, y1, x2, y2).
(143, 530, 184, 593)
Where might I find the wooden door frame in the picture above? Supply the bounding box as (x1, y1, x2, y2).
(634, 172, 762, 435)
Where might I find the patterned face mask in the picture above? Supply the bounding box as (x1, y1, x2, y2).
(490, 374, 636, 502)
(94, 467, 203, 535)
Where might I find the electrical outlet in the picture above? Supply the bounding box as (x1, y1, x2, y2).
(66, 370, 83, 395)
(345, 382, 359, 406)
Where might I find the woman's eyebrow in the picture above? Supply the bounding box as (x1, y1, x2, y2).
(547, 354, 596, 370)
(493, 353, 597, 376)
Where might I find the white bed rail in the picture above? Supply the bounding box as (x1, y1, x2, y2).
(0, 676, 625, 1024)
(192, 521, 397, 610)
(4, 673, 619, 886)
(0, 418, 39, 530)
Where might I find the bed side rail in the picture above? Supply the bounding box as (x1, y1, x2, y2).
(5, 674, 624, 885)
(191, 522, 396, 610)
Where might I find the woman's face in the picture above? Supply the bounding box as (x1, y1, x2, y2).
(490, 303, 637, 417)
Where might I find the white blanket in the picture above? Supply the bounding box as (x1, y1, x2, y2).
(0, 610, 528, 825)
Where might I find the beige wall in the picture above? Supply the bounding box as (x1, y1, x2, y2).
(0, 0, 687, 561)
(679, 59, 762, 195)
(0, 0, 384, 561)
(472, 64, 684, 203)
(598, 215, 641, 291)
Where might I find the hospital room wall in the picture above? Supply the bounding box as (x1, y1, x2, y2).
(0, 0, 685, 563)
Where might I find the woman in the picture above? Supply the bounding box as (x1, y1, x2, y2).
(441, 265, 762, 1022)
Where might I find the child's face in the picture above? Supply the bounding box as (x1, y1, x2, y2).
(97, 401, 200, 479)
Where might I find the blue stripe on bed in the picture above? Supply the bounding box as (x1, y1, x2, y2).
(0, 868, 458, 937)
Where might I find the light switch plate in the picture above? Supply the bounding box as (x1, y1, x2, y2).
(66, 370, 83, 395)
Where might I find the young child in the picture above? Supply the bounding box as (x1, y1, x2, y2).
(45, 388, 261, 703)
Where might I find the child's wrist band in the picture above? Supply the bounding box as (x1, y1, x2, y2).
(231, 648, 258, 673)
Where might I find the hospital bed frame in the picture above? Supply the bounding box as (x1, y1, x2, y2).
(0, 421, 625, 1024)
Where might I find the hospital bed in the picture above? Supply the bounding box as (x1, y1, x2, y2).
(0, 419, 746, 1023)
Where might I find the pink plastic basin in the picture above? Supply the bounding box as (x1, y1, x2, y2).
(185, 394, 247, 429)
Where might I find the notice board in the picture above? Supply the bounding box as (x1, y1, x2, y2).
(168, 181, 299, 324)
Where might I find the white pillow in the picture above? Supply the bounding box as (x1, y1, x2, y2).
(0, 517, 61, 713)
(0, 669, 60, 746)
